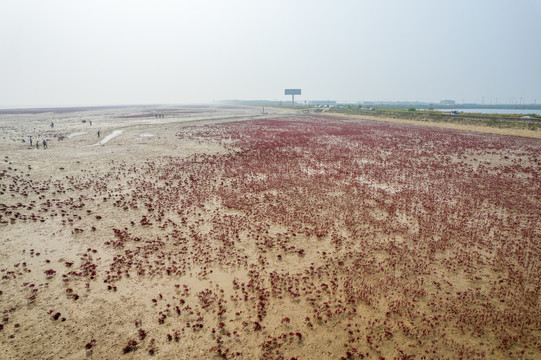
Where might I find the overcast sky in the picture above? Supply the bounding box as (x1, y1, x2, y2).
(1, 0, 540, 107)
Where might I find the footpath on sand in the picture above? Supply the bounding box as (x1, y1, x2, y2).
(93, 130, 124, 146)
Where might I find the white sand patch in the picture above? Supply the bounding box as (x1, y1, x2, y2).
(67, 132, 87, 138)
(93, 130, 123, 146)
(140, 133, 154, 137)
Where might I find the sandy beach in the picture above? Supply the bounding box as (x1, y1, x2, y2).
(1, 105, 540, 359)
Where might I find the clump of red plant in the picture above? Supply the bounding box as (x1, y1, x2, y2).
(85, 339, 97, 350)
(147, 338, 157, 355)
(44, 269, 56, 278)
(122, 339, 138, 354)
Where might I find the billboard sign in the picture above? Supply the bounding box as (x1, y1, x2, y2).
(284, 89, 301, 95)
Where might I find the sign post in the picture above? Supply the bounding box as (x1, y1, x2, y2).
(284, 89, 301, 105)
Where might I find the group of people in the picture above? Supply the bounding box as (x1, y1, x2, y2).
(25, 121, 101, 149)
(27, 136, 47, 149)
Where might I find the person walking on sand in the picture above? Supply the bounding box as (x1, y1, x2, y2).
(29, 136, 33, 146)
(97, 130, 101, 138)
(36, 140, 39, 149)
(42, 139, 47, 149)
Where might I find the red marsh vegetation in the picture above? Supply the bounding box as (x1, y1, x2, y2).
(0, 115, 540, 359)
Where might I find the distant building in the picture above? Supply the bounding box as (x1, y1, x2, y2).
(440, 99, 456, 105)
(308, 100, 337, 106)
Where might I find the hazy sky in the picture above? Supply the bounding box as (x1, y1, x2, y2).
(1, 0, 540, 107)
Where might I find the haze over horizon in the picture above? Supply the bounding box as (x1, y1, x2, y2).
(1, 0, 540, 108)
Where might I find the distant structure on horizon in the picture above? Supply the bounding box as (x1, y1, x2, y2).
(285, 89, 301, 105)
(440, 99, 456, 106)
(308, 100, 336, 106)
